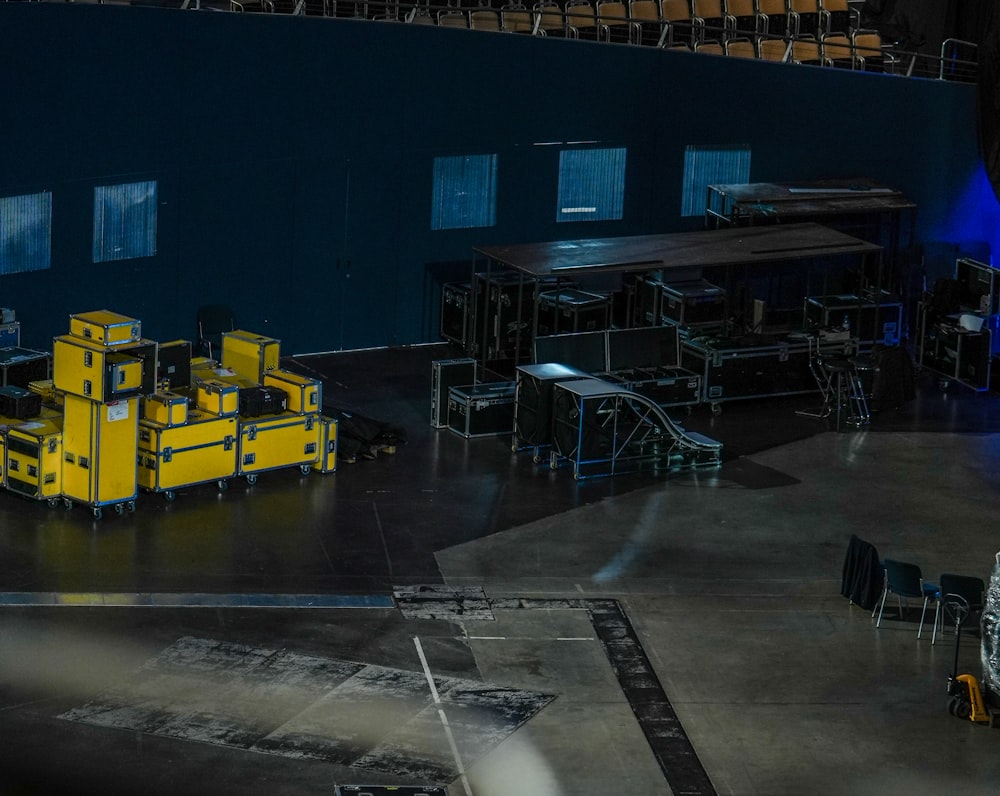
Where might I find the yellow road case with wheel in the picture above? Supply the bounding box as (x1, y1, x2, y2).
(221, 330, 280, 383)
(237, 411, 320, 483)
(61, 393, 139, 518)
(53, 335, 144, 402)
(68, 310, 141, 347)
(137, 410, 237, 500)
(262, 368, 322, 415)
(312, 415, 338, 473)
(5, 416, 63, 503)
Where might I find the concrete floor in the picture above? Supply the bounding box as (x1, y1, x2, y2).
(1, 342, 998, 795)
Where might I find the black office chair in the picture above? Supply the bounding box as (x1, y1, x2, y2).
(196, 304, 236, 360)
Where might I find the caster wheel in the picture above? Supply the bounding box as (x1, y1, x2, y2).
(128, 501, 136, 513)
(948, 696, 959, 716)
(47, 498, 60, 509)
(92, 507, 103, 520)
(217, 480, 229, 492)
(532, 455, 542, 464)
(115, 503, 125, 515)
(164, 491, 176, 503)
(246, 473, 258, 486)
(299, 464, 311, 476)
(711, 403, 722, 417)
(63, 498, 73, 511)
(955, 699, 972, 720)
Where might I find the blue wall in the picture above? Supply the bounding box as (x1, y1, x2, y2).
(0, 4, 988, 353)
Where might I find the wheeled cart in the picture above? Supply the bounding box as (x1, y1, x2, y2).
(236, 411, 321, 484)
(61, 392, 140, 518)
(137, 410, 238, 501)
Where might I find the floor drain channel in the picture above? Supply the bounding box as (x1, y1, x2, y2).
(392, 585, 495, 621)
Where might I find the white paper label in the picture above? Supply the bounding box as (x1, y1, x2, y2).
(107, 402, 129, 422)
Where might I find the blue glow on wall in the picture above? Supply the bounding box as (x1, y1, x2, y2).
(932, 162, 1000, 265)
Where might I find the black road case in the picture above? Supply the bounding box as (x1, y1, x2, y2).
(447, 381, 516, 438)
(536, 289, 612, 336)
(682, 333, 817, 410)
(0, 347, 52, 389)
(660, 279, 727, 331)
(431, 357, 477, 428)
(238, 385, 288, 417)
(440, 281, 472, 349)
(804, 292, 903, 347)
(514, 362, 591, 450)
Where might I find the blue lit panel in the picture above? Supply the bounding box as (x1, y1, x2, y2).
(431, 154, 498, 230)
(557, 147, 626, 223)
(92, 180, 158, 263)
(0, 192, 52, 276)
(681, 144, 751, 217)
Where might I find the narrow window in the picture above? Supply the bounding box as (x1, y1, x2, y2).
(93, 180, 158, 262)
(431, 154, 498, 230)
(681, 144, 751, 217)
(557, 147, 626, 222)
(0, 192, 52, 275)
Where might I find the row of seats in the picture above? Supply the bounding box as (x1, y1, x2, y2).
(399, 1, 888, 72)
(310, 0, 862, 41)
(842, 535, 987, 645)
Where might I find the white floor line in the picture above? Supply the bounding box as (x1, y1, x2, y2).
(413, 635, 474, 796)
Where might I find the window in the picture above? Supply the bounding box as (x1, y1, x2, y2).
(431, 154, 498, 230)
(681, 144, 751, 217)
(557, 147, 626, 223)
(0, 192, 52, 276)
(92, 180, 158, 263)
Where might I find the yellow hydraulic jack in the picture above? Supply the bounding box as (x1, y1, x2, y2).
(943, 594, 996, 726)
(948, 674, 991, 723)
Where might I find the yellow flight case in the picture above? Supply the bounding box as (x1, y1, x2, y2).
(0, 422, 8, 488)
(262, 368, 322, 415)
(118, 338, 160, 396)
(53, 335, 144, 402)
(5, 415, 63, 505)
(142, 391, 189, 427)
(68, 310, 141, 347)
(137, 410, 238, 501)
(28, 379, 62, 408)
(313, 415, 338, 474)
(194, 379, 240, 417)
(61, 393, 140, 519)
(236, 411, 320, 484)
(221, 330, 280, 383)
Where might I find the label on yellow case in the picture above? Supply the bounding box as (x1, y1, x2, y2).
(107, 402, 130, 422)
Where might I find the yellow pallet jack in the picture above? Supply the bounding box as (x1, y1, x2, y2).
(943, 594, 994, 725)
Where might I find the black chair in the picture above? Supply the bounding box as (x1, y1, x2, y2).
(932, 574, 986, 644)
(873, 559, 939, 638)
(196, 304, 236, 360)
